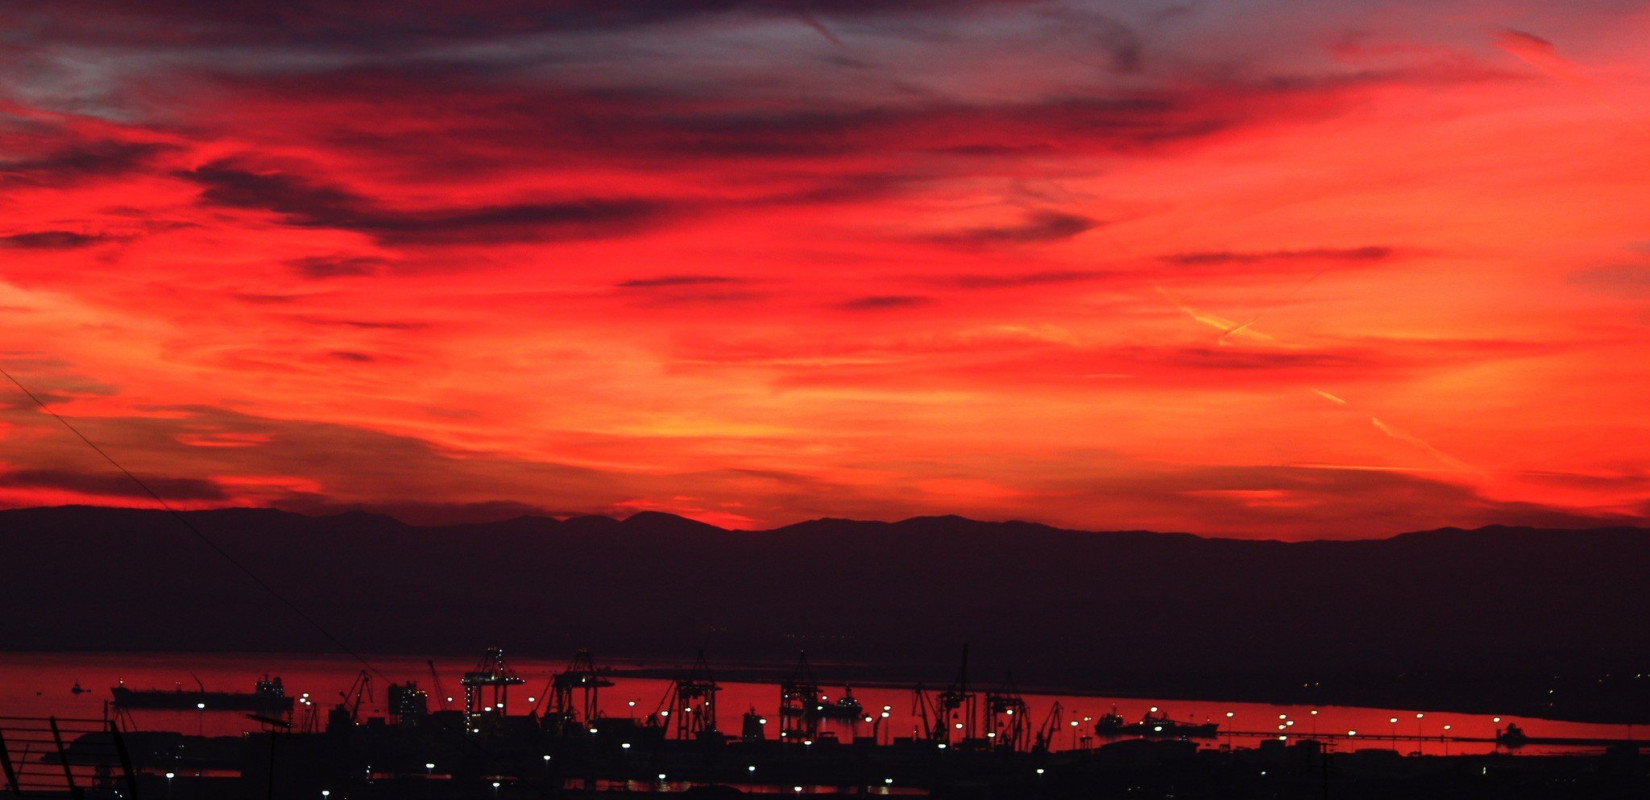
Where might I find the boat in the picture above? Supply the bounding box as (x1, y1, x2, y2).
(110, 675, 294, 715)
(1496, 722, 1528, 748)
(815, 687, 865, 722)
(1094, 707, 1218, 739)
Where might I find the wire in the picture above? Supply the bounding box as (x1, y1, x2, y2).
(0, 363, 559, 797)
(0, 363, 390, 683)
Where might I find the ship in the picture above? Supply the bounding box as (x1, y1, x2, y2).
(815, 687, 866, 721)
(111, 675, 294, 715)
(1093, 707, 1218, 739)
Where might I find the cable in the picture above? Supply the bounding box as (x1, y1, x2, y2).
(0, 363, 559, 797)
(0, 363, 390, 684)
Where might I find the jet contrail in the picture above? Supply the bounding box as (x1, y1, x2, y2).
(1371, 417, 1474, 472)
(1216, 269, 1326, 346)
(1153, 285, 1277, 343)
(1312, 388, 1349, 405)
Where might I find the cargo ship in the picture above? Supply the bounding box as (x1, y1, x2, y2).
(111, 675, 294, 715)
(1094, 707, 1218, 739)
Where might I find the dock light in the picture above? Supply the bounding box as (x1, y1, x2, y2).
(425, 763, 435, 775)
(886, 778, 895, 784)
(1150, 707, 1158, 713)
(628, 701, 636, 707)
(987, 732, 996, 738)
(1347, 730, 1357, 737)
(543, 755, 551, 763)
(954, 723, 963, 730)
(660, 711, 669, 717)
(880, 712, 890, 719)
(1310, 710, 1318, 716)
(759, 718, 768, 725)
(1069, 721, 1078, 727)
(865, 716, 874, 723)
(883, 706, 892, 712)
(196, 702, 206, 710)
(748, 766, 756, 773)
(1227, 712, 1234, 718)
(1279, 736, 1288, 741)
(321, 792, 330, 799)
(1287, 721, 1294, 727)
(1279, 714, 1287, 720)
(528, 697, 535, 703)
(1006, 709, 1014, 715)
(1035, 769, 1045, 775)
(165, 773, 174, 780)
(1389, 717, 1398, 724)
(793, 787, 803, 794)
(937, 743, 947, 750)
(1444, 724, 1452, 731)
(1417, 713, 1424, 719)
(658, 774, 667, 781)
(621, 743, 631, 750)
(1492, 717, 1501, 723)
(803, 739, 813, 746)
(588, 728, 598, 734)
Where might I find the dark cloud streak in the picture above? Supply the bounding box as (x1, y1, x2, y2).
(180, 160, 676, 245)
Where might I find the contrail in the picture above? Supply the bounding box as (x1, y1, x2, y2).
(1311, 388, 1349, 405)
(1371, 417, 1474, 472)
(1153, 285, 1277, 343)
(796, 8, 846, 48)
(1494, 28, 1645, 133)
(1216, 269, 1326, 346)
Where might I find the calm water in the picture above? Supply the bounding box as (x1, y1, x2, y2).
(0, 651, 1636, 756)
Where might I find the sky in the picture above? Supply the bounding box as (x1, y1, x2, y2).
(1, 0, 1647, 538)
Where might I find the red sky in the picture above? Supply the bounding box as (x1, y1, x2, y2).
(1, 1, 1647, 537)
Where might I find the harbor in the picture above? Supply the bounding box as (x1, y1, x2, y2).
(2, 649, 1645, 799)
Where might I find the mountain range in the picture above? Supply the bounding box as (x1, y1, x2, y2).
(4, 506, 1648, 722)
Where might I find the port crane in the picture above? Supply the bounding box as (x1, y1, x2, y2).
(915, 646, 978, 746)
(534, 649, 611, 731)
(653, 651, 720, 740)
(1032, 701, 1064, 754)
(330, 670, 372, 728)
(985, 674, 1030, 752)
(778, 652, 822, 742)
(427, 660, 452, 712)
(460, 647, 525, 718)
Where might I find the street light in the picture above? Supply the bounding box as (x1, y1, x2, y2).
(425, 763, 435, 777)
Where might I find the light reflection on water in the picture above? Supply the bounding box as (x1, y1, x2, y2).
(0, 651, 1635, 757)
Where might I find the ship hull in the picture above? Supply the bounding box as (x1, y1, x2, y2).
(110, 687, 294, 714)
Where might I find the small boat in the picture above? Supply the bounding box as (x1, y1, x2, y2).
(1094, 707, 1218, 739)
(1496, 723, 1528, 748)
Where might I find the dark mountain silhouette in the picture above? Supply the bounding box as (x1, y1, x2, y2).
(4, 505, 1649, 722)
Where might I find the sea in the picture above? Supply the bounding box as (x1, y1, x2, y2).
(1, 651, 1637, 757)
